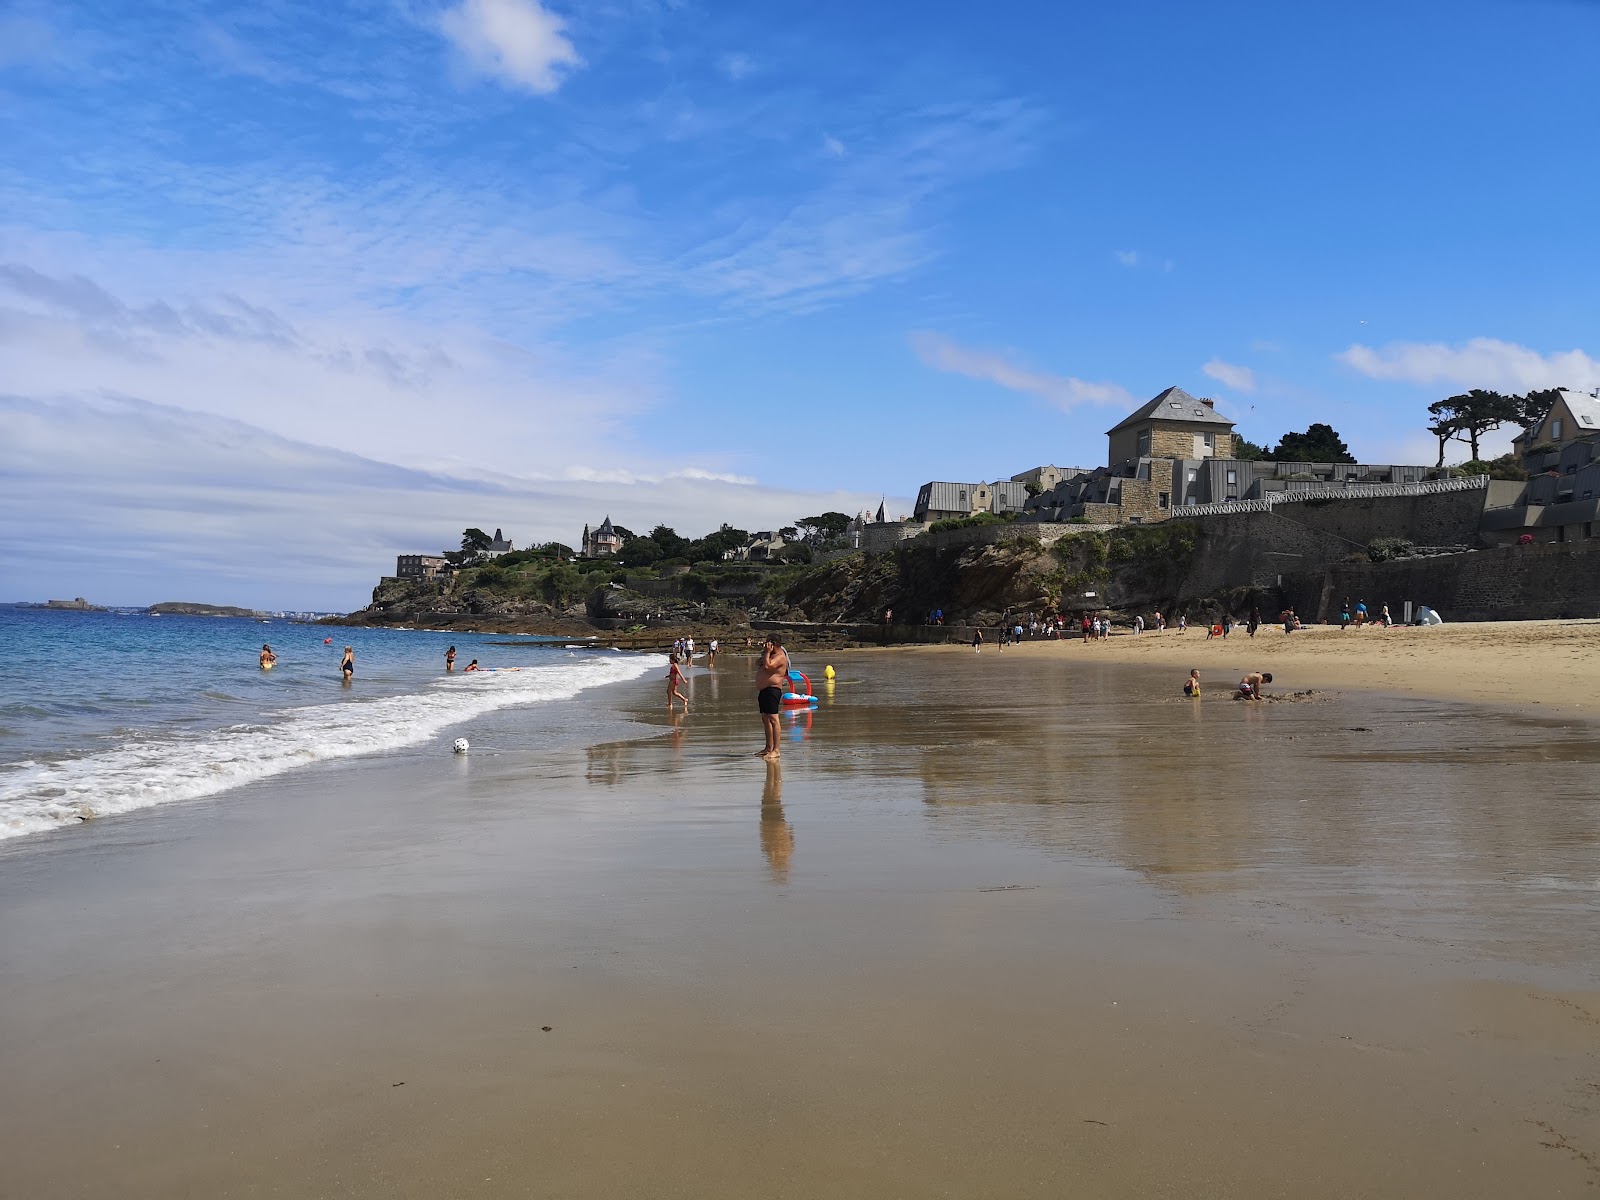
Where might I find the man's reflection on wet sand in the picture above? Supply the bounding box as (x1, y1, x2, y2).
(759, 758, 794, 883)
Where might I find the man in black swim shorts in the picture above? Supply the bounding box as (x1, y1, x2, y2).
(756, 634, 789, 760)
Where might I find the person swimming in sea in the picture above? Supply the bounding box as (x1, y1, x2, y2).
(340, 646, 354, 683)
(464, 659, 481, 672)
(260, 644, 277, 669)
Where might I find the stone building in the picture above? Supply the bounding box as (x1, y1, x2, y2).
(396, 554, 449, 579)
(913, 479, 1030, 522)
(1512, 389, 1600, 474)
(1025, 385, 1432, 525)
(1107, 387, 1237, 465)
(1010, 464, 1089, 493)
(485, 529, 514, 558)
(582, 517, 623, 558)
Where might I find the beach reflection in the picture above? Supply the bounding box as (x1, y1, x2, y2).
(759, 758, 793, 883)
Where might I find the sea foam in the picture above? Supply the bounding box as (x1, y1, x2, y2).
(0, 653, 664, 841)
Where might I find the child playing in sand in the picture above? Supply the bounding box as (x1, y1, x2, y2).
(1236, 672, 1272, 700)
(666, 653, 689, 711)
(1183, 669, 1200, 697)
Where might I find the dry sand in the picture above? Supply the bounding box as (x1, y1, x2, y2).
(971, 617, 1600, 712)
(1, 650, 1597, 1197)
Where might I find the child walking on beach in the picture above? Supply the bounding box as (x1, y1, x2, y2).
(666, 653, 690, 712)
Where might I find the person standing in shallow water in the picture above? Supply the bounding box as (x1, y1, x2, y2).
(340, 646, 354, 685)
(665, 653, 689, 712)
(756, 635, 789, 760)
(445, 645, 456, 671)
(259, 644, 277, 669)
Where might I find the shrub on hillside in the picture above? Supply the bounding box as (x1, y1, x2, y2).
(1367, 537, 1413, 563)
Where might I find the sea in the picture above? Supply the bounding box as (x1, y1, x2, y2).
(0, 606, 662, 842)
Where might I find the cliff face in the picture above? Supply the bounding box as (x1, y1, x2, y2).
(776, 524, 1214, 623)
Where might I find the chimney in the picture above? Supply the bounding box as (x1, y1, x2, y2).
(1200, 398, 1215, 409)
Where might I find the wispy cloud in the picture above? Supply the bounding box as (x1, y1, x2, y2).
(1114, 250, 1139, 267)
(1202, 358, 1256, 392)
(1337, 338, 1600, 392)
(910, 332, 1131, 410)
(0, 394, 887, 609)
(438, 0, 582, 95)
(718, 52, 755, 81)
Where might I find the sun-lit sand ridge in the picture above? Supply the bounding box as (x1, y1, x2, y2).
(959, 618, 1600, 712)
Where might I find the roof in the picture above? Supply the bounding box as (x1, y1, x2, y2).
(1514, 390, 1600, 445)
(596, 515, 614, 534)
(1559, 389, 1600, 434)
(1106, 386, 1235, 435)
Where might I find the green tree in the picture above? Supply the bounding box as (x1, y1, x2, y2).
(1272, 423, 1354, 463)
(648, 525, 689, 559)
(611, 525, 637, 543)
(691, 524, 748, 561)
(616, 537, 662, 567)
(1426, 389, 1521, 463)
(1233, 437, 1268, 461)
(1515, 387, 1566, 428)
(796, 512, 852, 543)
(461, 527, 492, 557)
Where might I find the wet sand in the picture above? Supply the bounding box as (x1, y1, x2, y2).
(984, 617, 1600, 713)
(1, 651, 1598, 1197)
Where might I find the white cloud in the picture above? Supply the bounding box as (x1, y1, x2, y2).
(821, 134, 846, 158)
(718, 52, 754, 81)
(0, 394, 888, 610)
(1337, 337, 1600, 393)
(1114, 250, 1139, 267)
(438, 0, 581, 95)
(909, 332, 1131, 411)
(1201, 358, 1256, 392)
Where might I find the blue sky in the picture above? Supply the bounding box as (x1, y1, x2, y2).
(3, 0, 1598, 607)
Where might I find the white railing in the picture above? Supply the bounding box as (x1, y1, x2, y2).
(1175, 474, 1487, 518)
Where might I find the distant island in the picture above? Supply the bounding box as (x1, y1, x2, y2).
(148, 602, 261, 618)
(15, 597, 108, 612)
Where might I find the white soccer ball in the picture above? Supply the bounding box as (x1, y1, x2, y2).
(452, 738, 470, 754)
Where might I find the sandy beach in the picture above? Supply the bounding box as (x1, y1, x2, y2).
(968, 617, 1600, 714)
(2, 648, 1597, 1197)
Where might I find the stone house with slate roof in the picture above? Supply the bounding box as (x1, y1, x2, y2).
(1023, 386, 1432, 525)
(582, 517, 623, 558)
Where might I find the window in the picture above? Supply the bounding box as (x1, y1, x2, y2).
(1158, 492, 1169, 509)
(959, 490, 966, 502)
(1137, 431, 1151, 456)
(1225, 470, 1237, 485)
(1187, 469, 1198, 483)
(1203, 432, 1215, 449)
(1553, 418, 1564, 439)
